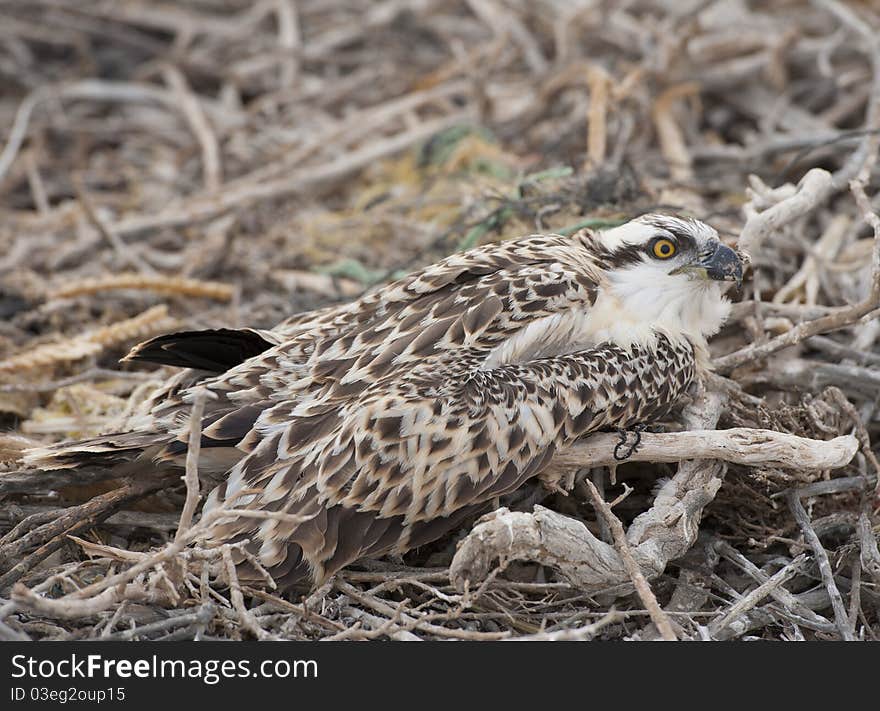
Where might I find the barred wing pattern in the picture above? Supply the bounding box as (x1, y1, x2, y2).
(27, 235, 601, 475)
(207, 335, 695, 587)
(150, 234, 604, 467)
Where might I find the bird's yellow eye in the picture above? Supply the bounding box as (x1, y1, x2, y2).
(652, 239, 676, 259)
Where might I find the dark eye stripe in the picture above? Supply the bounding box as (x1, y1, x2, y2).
(585, 227, 697, 270)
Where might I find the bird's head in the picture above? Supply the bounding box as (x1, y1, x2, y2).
(587, 214, 743, 342)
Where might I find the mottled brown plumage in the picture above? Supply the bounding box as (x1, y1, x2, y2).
(26, 215, 742, 589)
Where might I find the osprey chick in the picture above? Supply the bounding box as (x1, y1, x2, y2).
(27, 214, 742, 588)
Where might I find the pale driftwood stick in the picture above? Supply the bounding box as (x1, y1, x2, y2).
(451, 505, 636, 593)
(100, 602, 216, 641)
(176, 387, 209, 542)
(858, 510, 880, 587)
(74, 176, 155, 275)
(737, 358, 880, 400)
(24, 148, 49, 215)
(506, 610, 623, 641)
(769, 476, 869, 500)
(787, 492, 855, 641)
(707, 554, 806, 640)
(551, 429, 858, 471)
(773, 214, 850, 305)
(715, 276, 880, 375)
(333, 606, 423, 642)
(0, 85, 48, 186)
(162, 65, 223, 192)
(334, 579, 509, 641)
(653, 84, 697, 184)
(714, 540, 836, 633)
(736, 168, 832, 258)
(12, 583, 158, 620)
(275, 0, 301, 87)
(13, 503, 311, 618)
(729, 301, 838, 323)
(0, 477, 168, 586)
(827, 388, 880, 478)
(221, 545, 271, 640)
(584, 64, 609, 169)
(584, 478, 677, 641)
(848, 558, 861, 636)
(12, 584, 144, 620)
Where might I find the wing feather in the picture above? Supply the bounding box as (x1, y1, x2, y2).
(206, 333, 696, 585)
(146, 235, 603, 464)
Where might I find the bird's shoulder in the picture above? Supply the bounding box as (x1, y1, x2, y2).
(271, 232, 604, 367)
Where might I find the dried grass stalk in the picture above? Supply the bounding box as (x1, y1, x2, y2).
(0, 305, 177, 373)
(48, 274, 234, 302)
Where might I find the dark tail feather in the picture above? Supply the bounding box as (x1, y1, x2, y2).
(21, 431, 166, 471)
(10, 431, 174, 497)
(122, 328, 278, 373)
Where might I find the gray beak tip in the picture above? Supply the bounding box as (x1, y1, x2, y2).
(705, 243, 744, 285)
(668, 243, 745, 286)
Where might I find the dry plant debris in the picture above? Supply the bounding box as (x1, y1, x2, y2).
(0, 0, 879, 641)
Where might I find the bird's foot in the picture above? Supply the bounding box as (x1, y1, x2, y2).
(613, 423, 648, 461)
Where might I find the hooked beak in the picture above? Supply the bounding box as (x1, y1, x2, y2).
(670, 242, 743, 287)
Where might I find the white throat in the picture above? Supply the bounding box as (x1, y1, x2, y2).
(602, 263, 731, 345)
(479, 266, 730, 372)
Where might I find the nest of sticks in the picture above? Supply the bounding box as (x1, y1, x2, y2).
(0, 0, 879, 641)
